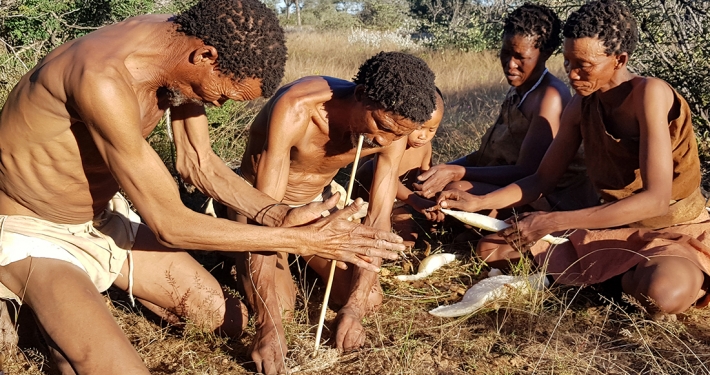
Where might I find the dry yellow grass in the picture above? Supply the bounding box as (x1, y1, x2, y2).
(283, 28, 511, 164)
(1, 28, 709, 375)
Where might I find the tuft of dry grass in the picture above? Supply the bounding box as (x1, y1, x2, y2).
(1, 28, 709, 375)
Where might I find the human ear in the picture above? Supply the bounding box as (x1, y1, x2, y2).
(614, 53, 629, 69)
(190, 45, 219, 66)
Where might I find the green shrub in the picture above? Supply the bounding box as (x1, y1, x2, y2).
(628, 0, 709, 132)
(408, 0, 508, 52)
(359, 0, 413, 31)
(279, 0, 360, 31)
(1, 0, 154, 50)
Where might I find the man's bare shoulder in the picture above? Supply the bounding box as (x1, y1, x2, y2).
(33, 16, 175, 92)
(275, 76, 353, 107)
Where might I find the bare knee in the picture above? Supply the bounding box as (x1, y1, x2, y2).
(638, 279, 698, 314)
(622, 259, 704, 314)
(188, 287, 250, 338)
(182, 279, 228, 333)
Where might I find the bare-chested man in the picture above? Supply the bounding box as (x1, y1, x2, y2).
(230, 52, 437, 374)
(437, 0, 710, 317)
(0, 1, 404, 373)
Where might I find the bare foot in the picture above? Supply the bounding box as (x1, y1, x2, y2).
(333, 305, 366, 352)
(250, 323, 289, 375)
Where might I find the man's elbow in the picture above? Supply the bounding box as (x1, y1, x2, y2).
(153, 228, 181, 248)
(144, 217, 184, 249)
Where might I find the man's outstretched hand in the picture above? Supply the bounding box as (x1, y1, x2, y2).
(283, 193, 403, 272)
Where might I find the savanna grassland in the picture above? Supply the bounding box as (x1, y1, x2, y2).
(1, 27, 710, 375)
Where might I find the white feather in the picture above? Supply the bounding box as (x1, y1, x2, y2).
(441, 209, 568, 244)
(395, 253, 456, 281)
(428, 273, 549, 317)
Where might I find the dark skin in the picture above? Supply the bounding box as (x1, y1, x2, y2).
(0, 15, 403, 375)
(437, 37, 708, 316)
(414, 34, 570, 201)
(234, 76, 419, 374)
(356, 93, 446, 222)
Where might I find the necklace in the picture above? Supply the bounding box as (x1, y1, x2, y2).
(516, 68, 548, 108)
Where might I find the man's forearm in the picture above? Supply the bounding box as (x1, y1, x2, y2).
(150, 204, 299, 252)
(170, 103, 287, 227)
(185, 153, 288, 227)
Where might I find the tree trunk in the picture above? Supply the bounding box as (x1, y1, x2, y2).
(295, 0, 301, 26)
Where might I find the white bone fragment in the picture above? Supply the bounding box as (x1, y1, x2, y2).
(395, 253, 456, 281)
(428, 273, 549, 317)
(441, 209, 568, 244)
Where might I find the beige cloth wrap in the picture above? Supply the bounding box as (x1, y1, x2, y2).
(0, 193, 140, 302)
(530, 88, 710, 308)
(467, 88, 599, 211)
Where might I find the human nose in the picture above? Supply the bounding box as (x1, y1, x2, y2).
(506, 57, 518, 70)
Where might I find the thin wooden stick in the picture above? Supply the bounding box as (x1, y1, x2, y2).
(313, 134, 365, 355)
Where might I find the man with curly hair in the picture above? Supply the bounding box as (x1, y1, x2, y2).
(437, 0, 710, 318)
(226, 51, 437, 374)
(0, 0, 405, 373)
(416, 3, 597, 216)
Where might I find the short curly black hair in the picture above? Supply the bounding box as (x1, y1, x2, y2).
(353, 52, 437, 124)
(563, 0, 638, 56)
(173, 0, 287, 97)
(503, 3, 561, 55)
